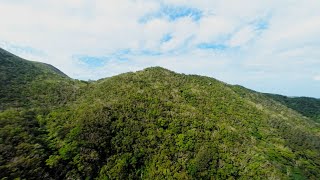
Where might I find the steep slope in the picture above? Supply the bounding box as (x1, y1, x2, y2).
(0, 50, 319, 179)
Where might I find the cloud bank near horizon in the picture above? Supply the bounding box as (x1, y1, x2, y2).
(0, 0, 319, 97)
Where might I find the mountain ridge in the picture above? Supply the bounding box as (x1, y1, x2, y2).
(0, 48, 320, 179)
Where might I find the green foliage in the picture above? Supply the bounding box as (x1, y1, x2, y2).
(0, 109, 50, 179)
(0, 48, 86, 110)
(265, 93, 320, 122)
(0, 49, 320, 179)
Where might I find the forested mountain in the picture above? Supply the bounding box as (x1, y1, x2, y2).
(1, 48, 319, 179)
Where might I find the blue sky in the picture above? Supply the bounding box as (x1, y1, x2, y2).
(0, 0, 319, 98)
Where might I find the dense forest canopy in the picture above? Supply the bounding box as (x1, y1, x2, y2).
(1, 48, 320, 179)
(265, 94, 320, 123)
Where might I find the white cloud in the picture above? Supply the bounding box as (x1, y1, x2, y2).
(314, 75, 320, 81)
(196, 15, 236, 43)
(228, 26, 256, 47)
(0, 0, 320, 97)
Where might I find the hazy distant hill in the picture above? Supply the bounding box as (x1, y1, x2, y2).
(0, 48, 319, 179)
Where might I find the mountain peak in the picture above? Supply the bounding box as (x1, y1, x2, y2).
(0, 47, 18, 58)
(0, 47, 68, 77)
(1, 49, 320, 179)
(144, 66, 171, 71)
(142, 66, 176, 74)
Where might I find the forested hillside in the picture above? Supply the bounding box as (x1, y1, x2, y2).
(0, 48, 86, 110)
(1, 48, 319, 179)
(265, 94, 320, 123)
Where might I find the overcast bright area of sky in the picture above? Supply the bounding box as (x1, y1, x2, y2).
(0, 0, 319, 98)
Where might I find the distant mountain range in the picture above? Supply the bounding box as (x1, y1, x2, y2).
(1, 48, 319, 179)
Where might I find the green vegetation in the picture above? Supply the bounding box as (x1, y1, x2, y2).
(0, 48, 86, 110)
(265, 94, 320, 123)
(1, 48, 320, 179)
